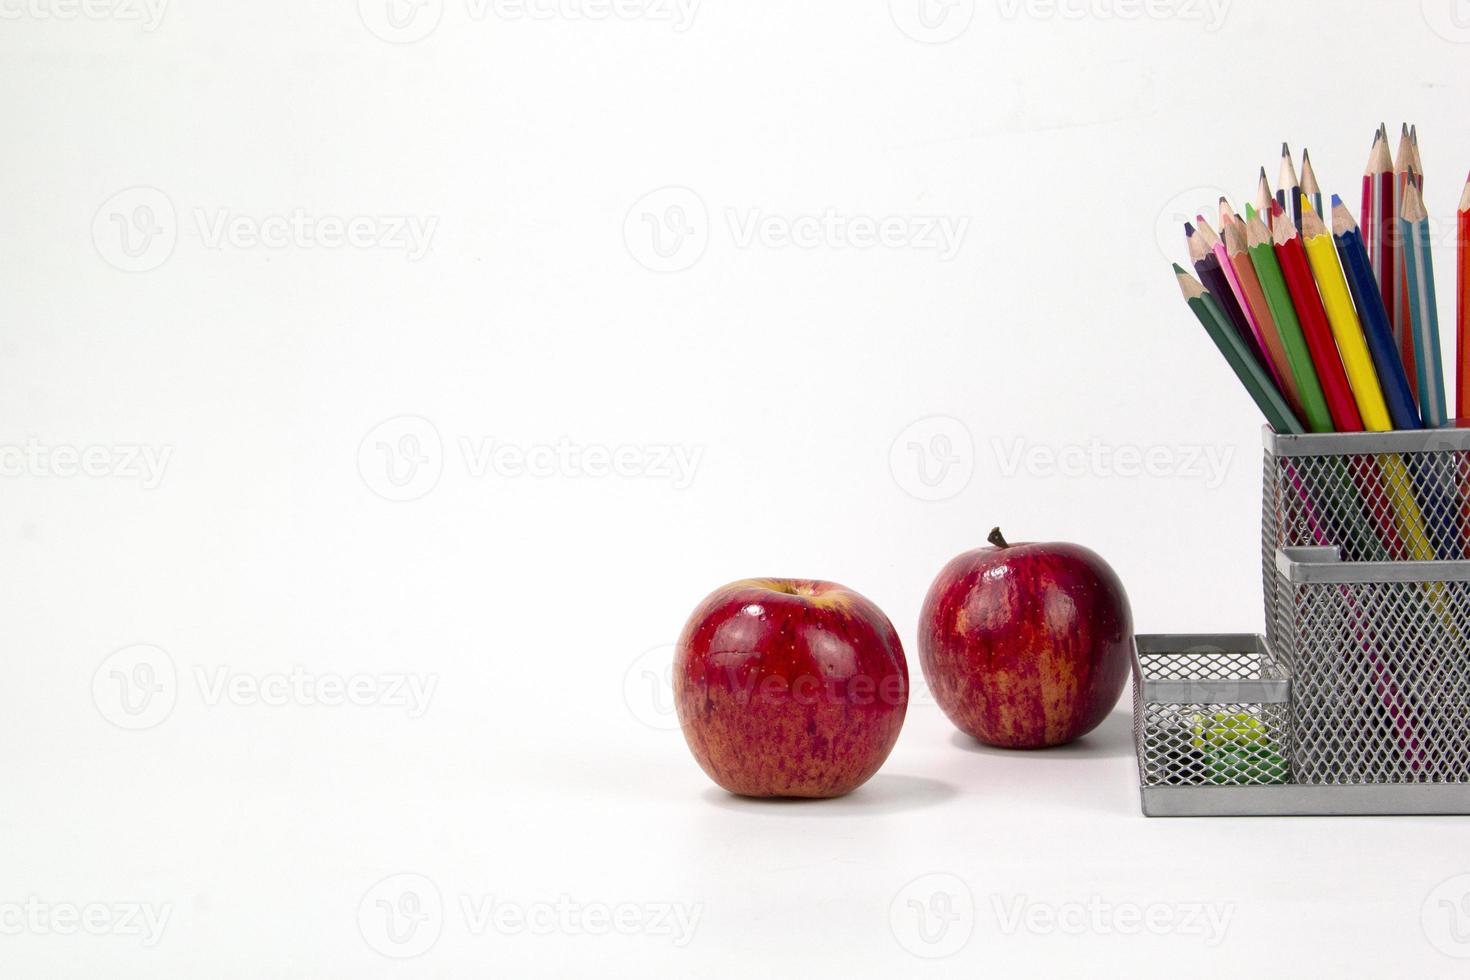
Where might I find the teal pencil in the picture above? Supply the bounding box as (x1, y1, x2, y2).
(1175, 264, 1304, 434)
(1401, 183, 1447, 427)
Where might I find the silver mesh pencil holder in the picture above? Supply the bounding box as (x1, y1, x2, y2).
(1130, 427, 1470, 816)
(1274, 546, 1470, 785)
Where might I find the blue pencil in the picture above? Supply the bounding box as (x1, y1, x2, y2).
(1330, 195, 1422, 430)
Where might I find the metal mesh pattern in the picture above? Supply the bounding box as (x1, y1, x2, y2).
(1276, 576, 1470, 784)
(1262, 446, 1468, 653)
(1262, 447, 1470, 564)
(1133, 646, 1291, 787)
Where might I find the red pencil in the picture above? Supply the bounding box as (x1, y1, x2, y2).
(1459, 173, 1470, 419)
(1272, 205, 1364, 431)
(1394, 124, 1418, 399)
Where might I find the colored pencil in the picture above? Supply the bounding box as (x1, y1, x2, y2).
(1174, 266, 1302, 434)
(1272, 204, 1364, 432)
(1394, 125, 1418, 397)
(1302, 201, 1392, 431)
(1331, 196, 1423, 431)
(1364, 129, 1413, 400)
(1458, 175, 1470, 420)
(1246, 205, 1332, 433)
(1190, 217, 1271, 375)
(1410, 123, 1424, 191)
(1224, 211, 1303, 418)
(1301, 148, 1323, 220)
(1279, 143, 1303, 232)
(1401, 183, 1447, 427)
(1255, 166, 1274, 222)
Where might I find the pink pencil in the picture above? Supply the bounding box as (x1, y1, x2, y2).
(1197, 214, 1285, 393)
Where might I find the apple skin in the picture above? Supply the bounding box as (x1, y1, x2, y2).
(918, 530, 1132, 749)
(674, 579, 908, 798)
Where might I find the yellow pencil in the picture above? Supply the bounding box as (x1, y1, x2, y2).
(1301, 197, 1392, 431)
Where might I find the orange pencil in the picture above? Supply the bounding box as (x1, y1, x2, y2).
(1223, 210, 1303, 418)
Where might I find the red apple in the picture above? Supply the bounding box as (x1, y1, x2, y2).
(674, 579, 908, 798)
(918, 528, 1132, 749)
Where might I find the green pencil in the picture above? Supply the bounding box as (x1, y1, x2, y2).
(1175, 264, 1304, 434)
(1244, 204, 1333, 433)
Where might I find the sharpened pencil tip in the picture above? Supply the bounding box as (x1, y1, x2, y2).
(1402, 122, 1410, 137)
(1281, 142, 1290, 157)
(1331, 193, 1343, 207)
(1244, 202, 1256, 221)
(1171, 263, 1186, 274)
(1184, 221, 1196, 236)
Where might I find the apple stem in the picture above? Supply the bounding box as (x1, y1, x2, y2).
(988, 527, 1010, 549)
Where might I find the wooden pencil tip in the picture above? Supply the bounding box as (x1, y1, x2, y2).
(1281, 142, 1290, 157)
(1171, 262, 1186, 274)
(1330, 192, 1343, 208)
(1184, 221, 1196, 236)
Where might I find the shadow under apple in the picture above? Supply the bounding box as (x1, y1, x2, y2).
(946, 707, 1134, 760)
(700, 773, 958, 817)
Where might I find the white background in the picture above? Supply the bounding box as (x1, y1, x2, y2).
(5, 0, 1470, 975)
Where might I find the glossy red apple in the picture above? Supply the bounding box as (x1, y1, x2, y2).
(674, 579, 908, 798)
(918, 528, 1132, 749)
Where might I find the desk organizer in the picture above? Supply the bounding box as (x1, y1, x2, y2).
(1132, 427, 1470, 816)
